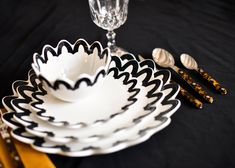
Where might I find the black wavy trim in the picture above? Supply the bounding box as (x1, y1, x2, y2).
(127, 53, 180, 117)
(33, 39, 110, 90)
(119, 54, 181, 137)
(119, 53, 171, 86)
(2, 70, 35, 111)
(120, 54, 155, 70)
(11, 72, 46, 122)
(11, 74, 55, 137)
(111, 56, 167, 120)
(154, 84, 180, 120)
(2, 95, 17, 111)
(38, 70, 106, 90)
(2, 112, 23, 128)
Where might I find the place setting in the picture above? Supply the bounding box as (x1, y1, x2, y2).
(1, 37, 181, 156)
(0, 0, 183, 159)
(0, 0, 228, 162)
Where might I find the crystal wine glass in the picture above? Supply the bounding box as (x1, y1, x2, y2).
(88, 0, 129, 56)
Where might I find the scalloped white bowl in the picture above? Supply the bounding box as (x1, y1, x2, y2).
(32, 39, 111, 102)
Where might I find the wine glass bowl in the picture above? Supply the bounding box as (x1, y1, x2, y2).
(88, 0, 128, 31)
(88, 0, 129, 56)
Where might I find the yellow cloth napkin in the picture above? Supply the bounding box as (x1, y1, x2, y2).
(0, 136, 15, 168)
(13, 139, 55, 168)
(0, 108, 55, 168)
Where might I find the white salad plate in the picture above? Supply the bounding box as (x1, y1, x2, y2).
(2, 54, 181, 157)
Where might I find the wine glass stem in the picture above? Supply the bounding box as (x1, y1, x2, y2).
(106, 30, 116, 52)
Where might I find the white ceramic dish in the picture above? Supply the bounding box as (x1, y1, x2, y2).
(32, 39, 111, 102)
(24, 56, 164, 129)
(2, 54, 181, 157)
(8, 56, 166, 143)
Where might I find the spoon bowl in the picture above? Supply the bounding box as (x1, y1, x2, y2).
(180, 53, 198, 70)
(180, 53, 227, 95)
(152, 48, 175, 68)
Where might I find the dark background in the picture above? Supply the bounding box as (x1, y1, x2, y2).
(0, 0, 235, 168)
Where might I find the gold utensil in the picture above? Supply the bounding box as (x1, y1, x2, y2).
(152, 48, 213, 103)
(180, 53, 227, 95)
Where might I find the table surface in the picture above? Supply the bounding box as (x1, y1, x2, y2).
(0, 0, 235, 168)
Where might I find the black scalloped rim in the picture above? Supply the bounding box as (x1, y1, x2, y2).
(2, 69, 35, 111)
(120, 54, 155, 70)
(32, 39, 110, 90)
(119, 53, 171, 86)
(2, 112, 22, 128)
(119, 54, 180, 117)
(2, 95, 18, 111)
(11, 75, 46, 126)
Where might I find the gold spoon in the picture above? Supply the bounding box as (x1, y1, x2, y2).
(152, 48, 213, 103)
(180, 53, 227, 95)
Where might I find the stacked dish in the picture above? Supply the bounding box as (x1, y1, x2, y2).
(1, 39, 181, 157)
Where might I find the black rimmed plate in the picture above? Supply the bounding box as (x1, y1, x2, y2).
(2, 82, 180, 157)
(6, 56, 165, 143)
(2, 54, 181, 156)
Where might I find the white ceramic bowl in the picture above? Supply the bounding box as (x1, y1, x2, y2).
(32, 39, 111, 102)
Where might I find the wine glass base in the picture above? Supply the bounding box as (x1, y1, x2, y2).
(110, 47, 129, 57)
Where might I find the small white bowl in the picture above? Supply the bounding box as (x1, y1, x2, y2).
(32, 39, 111, 102)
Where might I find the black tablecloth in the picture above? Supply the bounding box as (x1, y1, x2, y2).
(1, 0, 235, 168)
